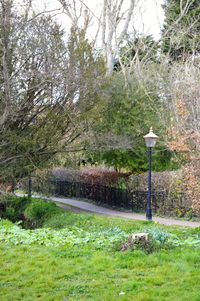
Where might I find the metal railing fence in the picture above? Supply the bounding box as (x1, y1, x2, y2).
(51, 180, 169, 213)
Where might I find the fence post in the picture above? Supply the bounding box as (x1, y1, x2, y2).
(28, 175, 32, 197)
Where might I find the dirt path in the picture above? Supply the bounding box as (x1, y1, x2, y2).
(19, 194, 200, 228)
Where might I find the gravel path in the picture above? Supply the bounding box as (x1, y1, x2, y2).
(20, 194, 200, 228)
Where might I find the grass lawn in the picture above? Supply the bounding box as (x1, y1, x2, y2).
(0, 199, 200, 301)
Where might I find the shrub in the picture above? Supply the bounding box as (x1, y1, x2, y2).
(127, 171, 194, 217)
(24, 199, 58, 228)
(2, 196, 31, 222)
(1, 196, 60, 229)
(51, 167, 131, 186)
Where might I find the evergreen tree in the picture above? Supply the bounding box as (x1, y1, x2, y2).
(84, 71, 176, 173)
(162, 0, 200, 60)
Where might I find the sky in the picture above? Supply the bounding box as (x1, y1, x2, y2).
(28, 0, 165, 41)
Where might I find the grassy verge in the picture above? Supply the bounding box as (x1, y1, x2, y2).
(1, 243, 200, 301)
(0, 196, 200, 300)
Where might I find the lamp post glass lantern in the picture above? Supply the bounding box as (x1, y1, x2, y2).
(143, 127, 158, 221)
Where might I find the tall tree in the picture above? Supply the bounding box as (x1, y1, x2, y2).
(101, 0, 136, 75)
(84, 67, 175, 172)
(0, 0, 105, 181)
(59, 0, 137, 75)
(162, 0, 200, 60)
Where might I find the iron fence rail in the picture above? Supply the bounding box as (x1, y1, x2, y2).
(51, 180, 168, 213)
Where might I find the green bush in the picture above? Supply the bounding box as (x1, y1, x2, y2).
(2, 196, 31, 222)
(1, 196, 60, 229)
(24, 199, 58, 228)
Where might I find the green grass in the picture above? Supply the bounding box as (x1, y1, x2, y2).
(0, 199, 200, 301)
(1, 242, 200, 300)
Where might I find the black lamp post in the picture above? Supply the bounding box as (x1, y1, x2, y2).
(143, 127, 158, 221)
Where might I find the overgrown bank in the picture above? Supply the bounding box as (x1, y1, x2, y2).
(0, 196, 199, 249)
(0, 196, 200, 300)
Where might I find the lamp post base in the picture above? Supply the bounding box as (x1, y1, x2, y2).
(146, 210, 152, 221)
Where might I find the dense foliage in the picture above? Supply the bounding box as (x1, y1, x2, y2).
(84, 71, 176, 172)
